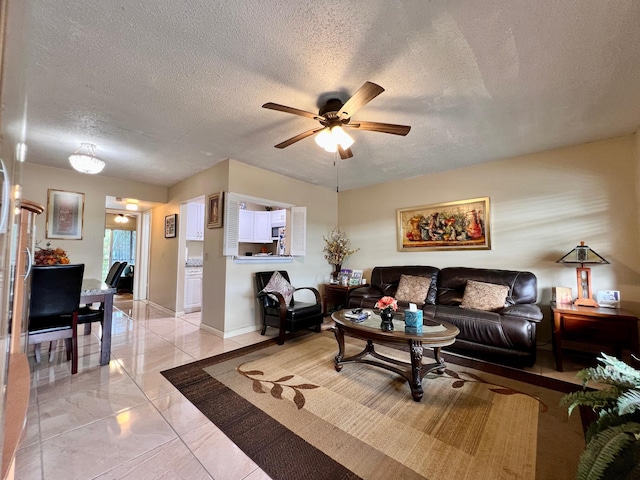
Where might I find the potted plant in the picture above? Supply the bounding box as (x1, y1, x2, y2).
(561, 353, 640, 479)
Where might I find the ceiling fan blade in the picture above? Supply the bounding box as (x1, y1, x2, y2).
(337, 82, 385, 119)
(346, 120, 411, 136)
(337, 145, 353, 159)
(262, 102, 321, 121)
(274, 127, 324, 149)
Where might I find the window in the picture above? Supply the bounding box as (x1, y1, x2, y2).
(102, 229, 136, 279)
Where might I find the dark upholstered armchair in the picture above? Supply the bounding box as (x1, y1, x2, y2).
(255, 271, 323, 345)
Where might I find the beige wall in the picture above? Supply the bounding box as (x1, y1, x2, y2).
(148, 160, 229, 312)
(147, 159, 337, 336)
(219, 160, 337, 336)
(339, 134, 640, 341)
(22, 163, 167, 280)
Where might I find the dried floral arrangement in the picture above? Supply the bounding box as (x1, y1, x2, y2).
(34, 241, 70, 265)
(322, 227, 359, 265)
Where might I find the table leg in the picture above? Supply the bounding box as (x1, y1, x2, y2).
(433, 346, 446, 374)
(100, 293, 113, 365)
(552, 311, 564, 372)
(409, 340, 424, 402)
(333, 326, 345, 371)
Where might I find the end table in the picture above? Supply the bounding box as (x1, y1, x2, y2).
(551, 301, 639, 371)
(322, 283, 360, 316)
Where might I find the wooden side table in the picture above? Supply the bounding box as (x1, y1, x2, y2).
(322, 284, 360, 315)
(551, 301, 639, 371)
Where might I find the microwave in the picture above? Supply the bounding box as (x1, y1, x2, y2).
(272, 226, 283, 240)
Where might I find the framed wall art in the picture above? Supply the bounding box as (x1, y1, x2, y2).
(46, 189, 85, 240)
(397, 197, 491, 251)
(165, 214, 177, 238)
(207, 191, 223, 228)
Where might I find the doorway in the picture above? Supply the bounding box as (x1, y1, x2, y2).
(103, 210, 138, 295)
(177, 196, 205, 319)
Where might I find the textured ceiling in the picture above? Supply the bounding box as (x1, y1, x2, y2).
(6, 0, 640, 191)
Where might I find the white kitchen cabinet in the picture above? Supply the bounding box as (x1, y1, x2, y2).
(238, 210, 271, 243)
(270, 209, 286, 227)
(184, 267, 203, 312)
(238, 210, 254, 242)
(186, 203, 204, 241)
(253, 211, 272, 242)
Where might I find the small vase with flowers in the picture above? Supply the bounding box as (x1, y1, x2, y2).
(374, 296, 398, 331)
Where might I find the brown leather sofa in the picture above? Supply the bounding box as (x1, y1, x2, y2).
(347, 266, 543, 366)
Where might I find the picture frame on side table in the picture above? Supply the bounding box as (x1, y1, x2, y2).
(207, 191, 224, 228)
(397, 197, 490, 251)
(46, 189, 85, 240)
(596, 290, 620, 308)
(165, 214, 177, 238)
(349, 270, 363, 286)
(552, 286, 574, 304)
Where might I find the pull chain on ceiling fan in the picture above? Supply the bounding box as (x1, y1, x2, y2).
(262, 81, 411, 159)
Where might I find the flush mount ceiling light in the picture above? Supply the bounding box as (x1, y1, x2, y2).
(114, 214, 129, 224)
(68, 143, 105, 174)
(125, 202, 139, 211)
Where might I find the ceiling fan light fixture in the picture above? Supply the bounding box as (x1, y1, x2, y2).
(68, 143, 105, 174)
(331, 126, 354, 150)
(314, 128, 333, 150)
(114, 213, 129, 224)
(314, 126, 354, 153)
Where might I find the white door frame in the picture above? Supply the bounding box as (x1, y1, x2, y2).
(137, 211, 151, 301)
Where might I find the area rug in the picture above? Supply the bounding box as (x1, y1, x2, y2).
(161, 332, 585, 480)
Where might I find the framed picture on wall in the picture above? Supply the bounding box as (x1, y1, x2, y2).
(165, 214, 177, 238)
(207, 191, 224, 228)
(46, 189, 85, 240)
(397, 197, 491, 251)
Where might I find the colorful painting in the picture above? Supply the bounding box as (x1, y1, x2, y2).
(46, 189, 84, 240)
(397, 197, 491, 251)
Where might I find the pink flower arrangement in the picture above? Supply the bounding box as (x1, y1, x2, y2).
(374, 296, 398, 313)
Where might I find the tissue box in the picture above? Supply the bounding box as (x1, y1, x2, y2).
(404, 309, 423, 334)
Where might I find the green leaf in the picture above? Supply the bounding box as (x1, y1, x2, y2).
(618, 390, 640, 416)
(577, 422, 640, 480)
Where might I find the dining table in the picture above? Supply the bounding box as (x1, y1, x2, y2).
(80, 278, 116, 366)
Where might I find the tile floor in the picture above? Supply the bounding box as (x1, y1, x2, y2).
(15, 296, 595, 480)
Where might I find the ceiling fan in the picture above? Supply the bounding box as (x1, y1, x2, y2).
(262, 81, 411, 159)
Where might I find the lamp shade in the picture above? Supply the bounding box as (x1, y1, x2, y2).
(556, 241, 609, 267)
(69, 143, 105, 174)
(314, 126, 354, 153)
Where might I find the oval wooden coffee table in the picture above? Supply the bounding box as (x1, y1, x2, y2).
(331, 309, 459, 402)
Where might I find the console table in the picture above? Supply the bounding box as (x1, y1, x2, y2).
(551, 302, 639, 371)
(322, 284, 360, 315)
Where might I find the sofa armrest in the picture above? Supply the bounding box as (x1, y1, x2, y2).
(501, 304, 543, 322)
(348, 285, 384, 300)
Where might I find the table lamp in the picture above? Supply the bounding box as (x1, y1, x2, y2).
(556, 241, 609, 307)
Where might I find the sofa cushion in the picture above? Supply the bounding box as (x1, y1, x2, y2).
(370, 266, 440, 305)
(437, 267, 538, 306)
(395, 274, 432, 304)
(262, 271, 294, 306)
(460, 280, 509, 311)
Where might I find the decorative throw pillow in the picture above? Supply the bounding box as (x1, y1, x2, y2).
(262, 271, 294, 306)
(460, 280, 509, 312)
(395, 274, 432, 304)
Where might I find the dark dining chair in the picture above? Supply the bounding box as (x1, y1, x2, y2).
(103, 261, 128, 289)
(78, 261, 127, 337)
(28, 264, 85, 374)
(255, 271, 323, 345)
